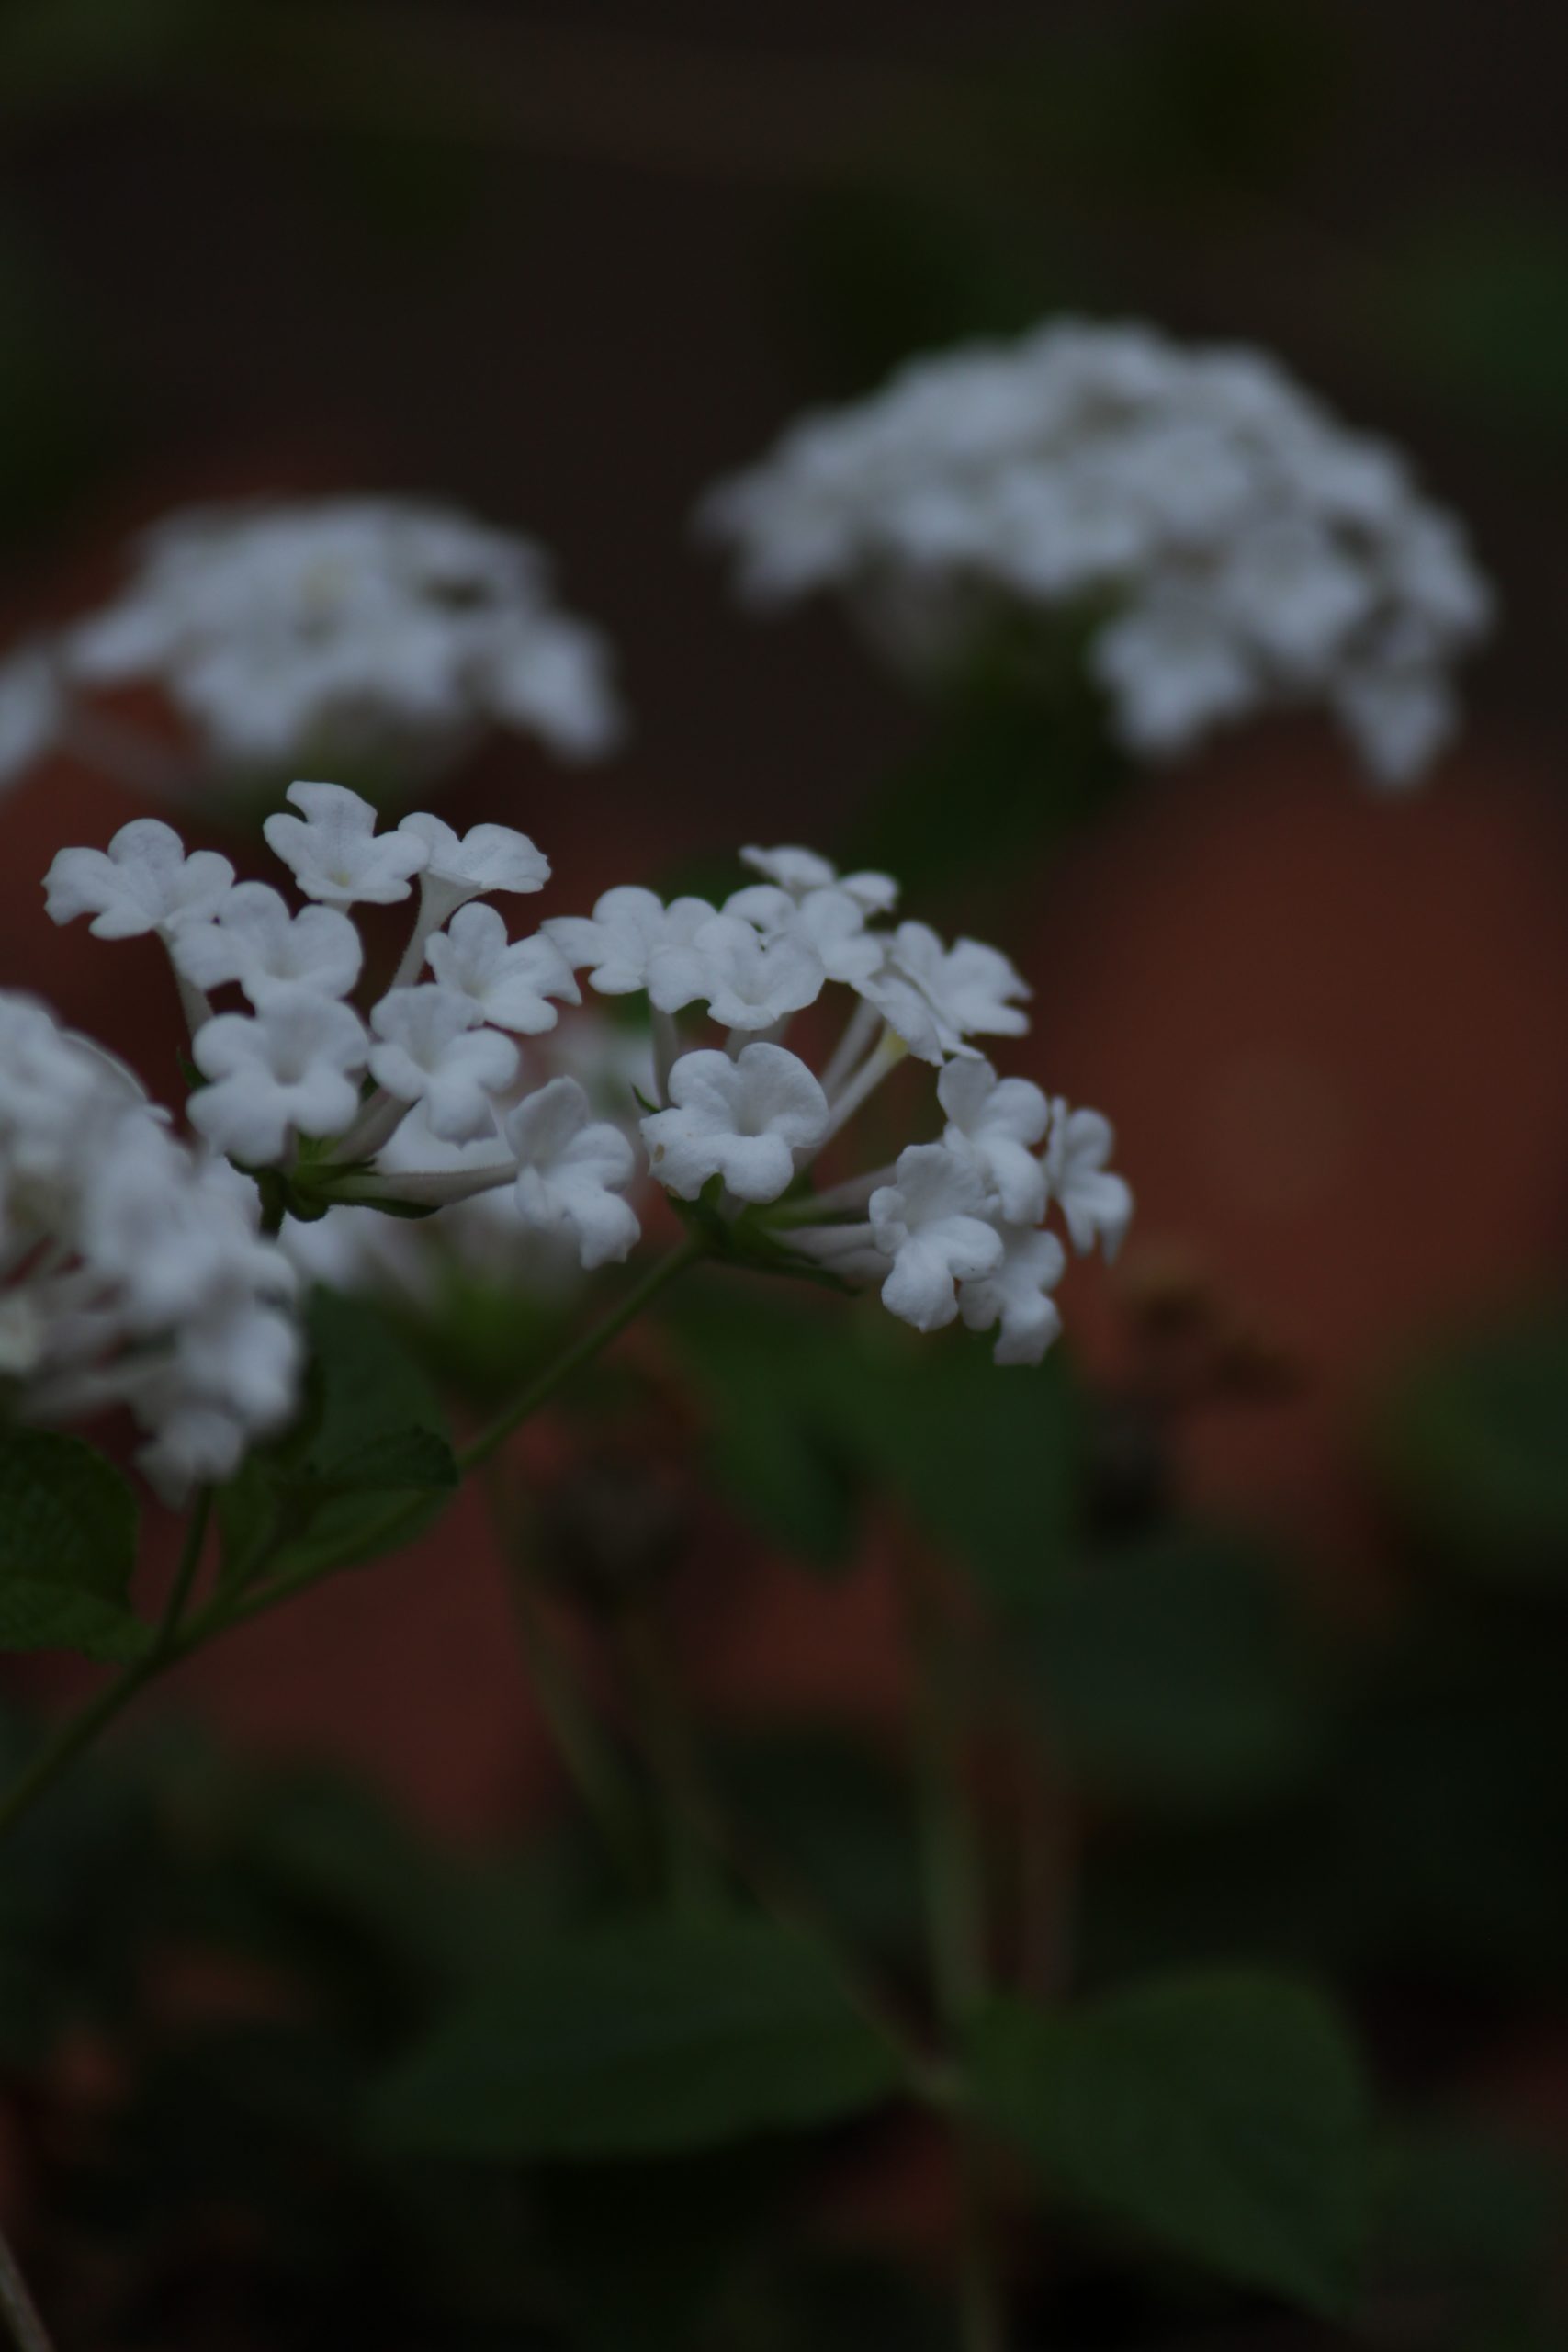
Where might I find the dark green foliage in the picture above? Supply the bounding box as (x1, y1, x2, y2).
(972, 1973, 1371, 2315)
(374, 1917, 906, 2161)
(0, 1425, 147, 1659)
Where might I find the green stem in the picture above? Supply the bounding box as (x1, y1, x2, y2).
(0, 1490, 212, 1849)
(611, 1603, 721, 1916)
(482, 1464, 650, 1887)
(0, 2222, 52, 2352)
(0, 1242, 704, 1847)
(897, 1547, 1008, 2352)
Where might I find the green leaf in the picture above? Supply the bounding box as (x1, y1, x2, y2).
(219, 1290, 457, 1589)
(829, 1316, 1082, 1605)
(670, 1291, 862, 1568)
(374, 1917, 905, 2159)
(0, 1428, 148, 1660)
(1375, 1313, 1568, 1579)
(1031, 1528, 1329, 1808)
(971, 1973, 1371, 2315)
(290, 1290, 457, 1495)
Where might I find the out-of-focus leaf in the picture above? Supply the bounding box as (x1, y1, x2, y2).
(219, 1288, 457, 1588)
(972, 1974, 1370, 2315)
(829, 1314, 1083, 1607)
(1031, 1527, 1331, 1808)
(1374, 1313, 1568, 1577)
(670, 1291, 861, 1569)
(712, 1729, 924, 1962)
(0, 1427, 147, 1661)
(374, 1917, 905, 2159)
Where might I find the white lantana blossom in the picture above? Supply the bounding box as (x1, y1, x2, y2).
(172, 882, 363, 1005)
(44, 805, 1125, 1363)
(700, 317, 1494, 786)
(44, 820, 235, 940)
(641, 1045, 829, 1203)
(264, 779, 430, 907)
(0, 495, 625, 806)
(367, 986, 520, 1144)
(504, 1077, 641, 1269)
(0, 990, 299, 1498)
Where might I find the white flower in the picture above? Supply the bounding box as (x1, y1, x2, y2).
(869, 1142, 1005, 1331)
(960, 1227, 1066, 1365)
(723, 881, 885, 988)
(367, 985, 519, 1143)
(503, 1077, 640, 1269)
(172, 880, 363, 1004)
(263, 779, 430, 906)
(641, 1044, 829, 1203)
(57, 494, 624, 780)
(43, 818, 234, 940)
(546, 887, 718, 1012)
(937, 1057, 1049, 1224)
(1045, 1100, 1133, 1259)
(397, 811, 551, 925)
(860, 922, 1031, 1063)
(0, 646, 62, 787)
(190, 994, 369, 1164)
(702, 317, 1493, 786)
(0, 989, 301, 1498)
(689, 913, 826, 1031)
(739, 844, 897, 914)
(425, 902, 580, 1034)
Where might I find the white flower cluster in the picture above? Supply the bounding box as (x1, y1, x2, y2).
(45, 797, 1127, 1370)
(0, 993, 299, 1498)
(0, 496, 623, 797)
(699, 319, 1494, 787)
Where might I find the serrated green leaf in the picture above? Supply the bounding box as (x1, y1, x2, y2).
(290, 1290, 457, 1493)
(971, 1973, 1371, 2315)
(0, 1427, 148, 1660)
(374, 1917, 905, 2159)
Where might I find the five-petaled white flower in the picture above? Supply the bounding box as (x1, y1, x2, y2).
(397, 811, 551, 926)
(641, 1044, 829, 1204)
(190, 993, 369, 1165)
(859, 923, 1031, 1064)
(503, 1076, 641, 1269)
(263, 780, 430, 906)
(724, 881, 885, 989)
(425, 902, 580, 1034)
(547, 886, 717, 1012)
(960, 1226, 1066, 1365)
(44, 818, 234, 940)
(739, 844, 897, 914)
(869, 1143, 1005, 1331)
(938, 1057, 1049, 1225)
(367, 985, 519, 1142)
(689, 914, 825, 1031)
(1045, 1100, 1133, 1259)
(172, 880, 363, 1005)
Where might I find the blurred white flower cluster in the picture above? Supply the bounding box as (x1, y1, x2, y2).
(699, 318, 1494, 786)
(45, 796, 1127, 1370)
(0, 496, 623, 798)
(0, 993, 299, 1498)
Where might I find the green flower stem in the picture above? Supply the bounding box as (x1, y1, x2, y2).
(609, 1601, 723, 1917)
(481, 1464, 651, 1888)
(606, 1600, 942, 2091)
(897, 1545, 1009, 2352)
(0, 1241, 704, 1846)
(0, 1489, 212, 1849)
(0, 2222, 53, 2352)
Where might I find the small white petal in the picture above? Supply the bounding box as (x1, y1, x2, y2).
(640, 1043, 829, 1204)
